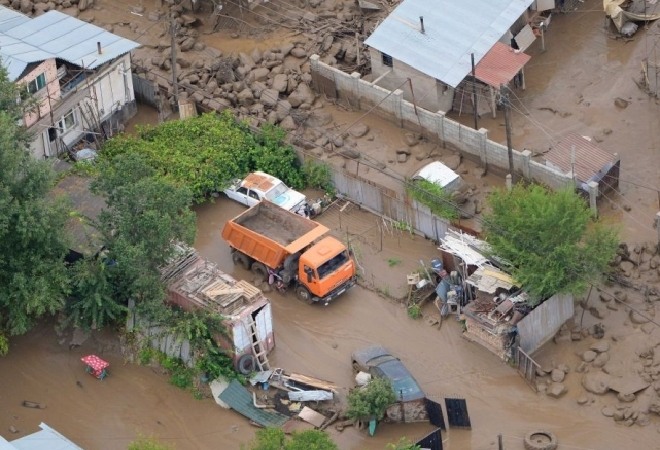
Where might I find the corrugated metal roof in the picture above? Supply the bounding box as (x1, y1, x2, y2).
(7, 423, 83, 450)
(0, 6, 29, 32)
(544, 133, 619, 183)
(0, 6, 139, 80)
(364, 0, 534, 88)
(474, 42, 530, 88)
(218, 379, 290, 428)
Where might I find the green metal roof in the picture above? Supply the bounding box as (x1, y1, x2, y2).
(218, 380, 289, 428)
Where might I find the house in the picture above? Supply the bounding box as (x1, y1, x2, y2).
(364, 0, 540, 113)
(0, 422, 83, 449)
(0, 6, 140, 159)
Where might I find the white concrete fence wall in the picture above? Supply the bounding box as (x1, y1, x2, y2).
(310, 55, 574, 191)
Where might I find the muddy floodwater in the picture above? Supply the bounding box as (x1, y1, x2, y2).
(1, 197, 659, 449)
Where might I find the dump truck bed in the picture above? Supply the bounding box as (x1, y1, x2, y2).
(223, 202, 330, 269)
(234, 201, 325, 247)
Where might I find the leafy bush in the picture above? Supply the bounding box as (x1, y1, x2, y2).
(303, 160, 335, 196)
(244, 428, 337, 450)
(128, 435, 173, 450)
(346, 377, 396, 422)
(387, 438, 421, 450)
(102, 112, 306, 202)
(407, 179, 458, 220)
(407, 303, 421, 320)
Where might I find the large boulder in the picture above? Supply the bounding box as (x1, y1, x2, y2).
(260, 88, 280, 107)
(582, 371, 611, 395)
(287, 83, 314, 108)
(272, 73, 288, 93)
(237, 89, 254, 107)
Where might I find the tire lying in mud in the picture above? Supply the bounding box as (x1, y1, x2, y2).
(237, 354, 257, 375)
(523, 430, 558, 450)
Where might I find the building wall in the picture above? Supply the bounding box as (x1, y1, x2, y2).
(310, 55, 574, 191)
(20, 59, 60, 128)
(368, 48, 454, 112)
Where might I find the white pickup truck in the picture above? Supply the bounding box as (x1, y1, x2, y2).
(223, 171, 308, 215)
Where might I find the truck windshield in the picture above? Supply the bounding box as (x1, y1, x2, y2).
(317, 251, 349, 279)
(265, 182, 288, 201)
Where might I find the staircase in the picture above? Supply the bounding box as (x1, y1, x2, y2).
(247, 316, 270, 372)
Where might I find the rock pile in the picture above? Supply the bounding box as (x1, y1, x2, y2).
(612, 242, 660, 287)
(0, 0, 95, 16)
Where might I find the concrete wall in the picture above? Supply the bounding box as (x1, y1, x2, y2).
(311, 55, 574, 191)
(518, 293, 574, 355)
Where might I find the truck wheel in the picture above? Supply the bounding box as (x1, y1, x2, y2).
(237, 354, 257, 375)
(296, 286, 314, 304)
(251, 262, 268, 282)
(523, 430, 558, 450)
(232, 252, 251, 270)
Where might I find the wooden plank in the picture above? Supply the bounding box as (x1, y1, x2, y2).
(299, 406, 327, 428)
(286, 373, 338, 393)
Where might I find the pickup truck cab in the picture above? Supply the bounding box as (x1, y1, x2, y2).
(224, 171, 307, 215)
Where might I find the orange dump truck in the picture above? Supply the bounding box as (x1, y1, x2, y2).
(221, 201, 356, 305)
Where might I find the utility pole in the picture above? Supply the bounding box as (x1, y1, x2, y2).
(471, 53, 478, 130)
(500, 84, 515, 184)
(170, 15, 179, 111)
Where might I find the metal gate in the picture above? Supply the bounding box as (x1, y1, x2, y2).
(425, 398, 446, 430)
(444, 398, 471, 429)
(516, 346, 541, 391)
(415, 428, 443, 450)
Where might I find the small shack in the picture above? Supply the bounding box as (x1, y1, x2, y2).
(544, 134, 620, 196)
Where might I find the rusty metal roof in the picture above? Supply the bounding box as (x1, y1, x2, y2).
(474, 42, 531, 88)
(545, 134, 619, 184)
(242, 172, 277, 192)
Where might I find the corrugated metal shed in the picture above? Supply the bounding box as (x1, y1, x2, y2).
(364, 0, 534, 88)
(544, 133, 619, 184)
(475, 42, 530, 88)
(0, 6, 139, 80)
(218, 379, 290, 428)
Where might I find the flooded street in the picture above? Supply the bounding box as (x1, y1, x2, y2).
(2, 0, 659, 447)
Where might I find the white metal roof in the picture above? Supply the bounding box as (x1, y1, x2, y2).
(413, 161, 460, 189)
(0, 6, 140, 80)
(0, 6, 29, 32)
(364, 0, 534, 88)
(4, 423, 83, 450)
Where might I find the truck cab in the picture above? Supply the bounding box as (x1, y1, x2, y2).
(297, 236, 356, 305)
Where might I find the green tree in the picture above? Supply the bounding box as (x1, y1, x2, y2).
(90, 153, 196, 315)
(0, 64, 71, 342)
(346, 377, 397, 422)
(483, 185, 618, 305)
(244, 428, 337, 450)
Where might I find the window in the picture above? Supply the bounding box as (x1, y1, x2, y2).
(236, 186, 248, 195)
(57, 109, 76, 134)
(27, 73, 46, 94)
(248, 190, 260, 200)
(381, 52, 393, 68)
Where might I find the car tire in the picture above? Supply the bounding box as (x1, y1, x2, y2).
(237, 354, 257, 375)
(523, 430, 558, 450)
(296, 286, 314, 304)
(251, 262, 268, 282)
(232, 252, 252, 270)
